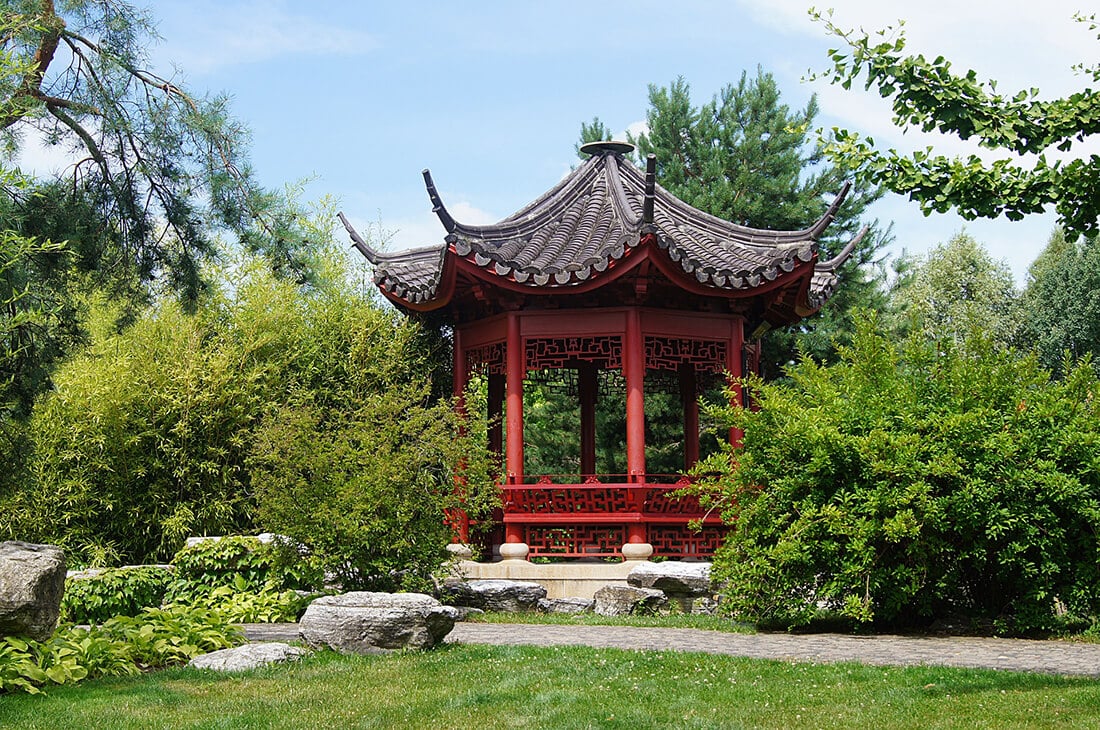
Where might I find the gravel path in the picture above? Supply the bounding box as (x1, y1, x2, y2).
(240, 623, 1100, 677)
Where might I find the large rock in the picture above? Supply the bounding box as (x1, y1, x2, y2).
(593, 585, 667, 617)
(627, 561, 712, 596)
(440, 579, 547, 612)
(188, 642, 309, 672)
(0, 541, 66, 641)
(299, 592, 458, 654)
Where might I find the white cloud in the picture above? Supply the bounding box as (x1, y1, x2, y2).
(156, 2, 375, 74)
(625, 120, 649, 141)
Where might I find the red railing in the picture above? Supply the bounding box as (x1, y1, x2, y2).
(499, 475, 728, 558)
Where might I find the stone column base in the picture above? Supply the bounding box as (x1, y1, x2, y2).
(499, 542, 530, 561)
(445, 543, 474, 559)
(621, 542, 654, 561)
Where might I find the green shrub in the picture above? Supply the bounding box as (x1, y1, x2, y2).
(697, 315, 1100, 635)
(169, 536, 320, 593)
(61, 566, 175, 624)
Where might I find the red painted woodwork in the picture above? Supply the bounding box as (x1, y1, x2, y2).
(579, 363, 597, 476)
(501, 480, 725, 557)
(624, 308, 645, 482)
(505, 313, 524, 486)
(679, 363, 699, 470)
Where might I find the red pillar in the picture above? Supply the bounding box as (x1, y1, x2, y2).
(451, 328, 470, 542)
(624, 308, 646, 482)
(727, 317, 745, 448)
(487, 372, 504, 457)
(679, 361, 699, 471)
(579, 363, 597, 477)
(505, 312, 525, 486)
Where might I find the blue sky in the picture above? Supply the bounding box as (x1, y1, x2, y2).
(25, 1, 1100, 284)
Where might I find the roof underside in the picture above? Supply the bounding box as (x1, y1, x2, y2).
(341, 144, 864, 314)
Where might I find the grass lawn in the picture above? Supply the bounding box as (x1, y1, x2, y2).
(2, 643, 1098, 729)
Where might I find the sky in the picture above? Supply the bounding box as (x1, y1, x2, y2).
(22, 0, 1100, 284)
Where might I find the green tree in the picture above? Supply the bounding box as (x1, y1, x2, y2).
(7, 252, 495, 568)
(814, 11, 1100, 237)
(1, 1, 319, 297)
(1018, 229, 1100, 373)
(888, 232, 1020, 347)
(590, 72, 889, 374)
(697, 315, 1100, 635)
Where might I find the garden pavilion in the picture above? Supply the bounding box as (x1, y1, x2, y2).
(342, 141, 863, 561)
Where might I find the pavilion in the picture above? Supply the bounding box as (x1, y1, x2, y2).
(342, 141, 863, 561)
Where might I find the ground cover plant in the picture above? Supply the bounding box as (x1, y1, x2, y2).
(1, 643, 1098, 728)
(0, 606, 243, 695)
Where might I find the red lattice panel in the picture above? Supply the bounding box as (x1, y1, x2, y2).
(526, 336, 622, 370)
(643, 488, 705, 516)
(648, 524, 730, 558)
(526, 524, 627, 556)
(503, 486, 634, 514)
(645, 337, 727, 373)
(466, 341, 506, 375)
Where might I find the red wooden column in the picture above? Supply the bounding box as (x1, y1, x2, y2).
(505, 312, 525, 485)
(487, 372, 505, 457)
(451, 328, 470, 542)
(679, 361, 699, 470)
(579, 362, 598, 477)
(504, 313, 525, 546)
(726, 316, 745, 448)
(623, 308, 648, 549)
(624, 308, 646, 482)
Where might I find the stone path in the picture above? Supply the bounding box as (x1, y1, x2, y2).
(240, 623, 1100, 677)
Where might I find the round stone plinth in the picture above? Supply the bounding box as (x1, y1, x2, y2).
(621, 542, 654, 561)
(445, 543, 474, 559)
(499, 542, 530, 561)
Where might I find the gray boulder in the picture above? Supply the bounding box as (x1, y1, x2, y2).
(538, 597, 594, 614)
(188, 642, 309, 672)
(593, 585, 667, 617)
(627, 561, 712, 596)
(299, 591, 458, 654)
(441, 579, 547, 612)
(0, 541, 66, 641)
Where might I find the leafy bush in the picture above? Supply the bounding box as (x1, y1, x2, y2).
(169, 536, 320, 593)
(4, 258, 480, 567)
(250, 382, 498, 593)
(698, 316, 1100, 635)
(61, 566, 175, 624)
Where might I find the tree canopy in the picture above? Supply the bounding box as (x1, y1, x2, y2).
(1018, 229, 1100, 373)
(814, 11, 1100, 237)
(1, 0, 319, 299)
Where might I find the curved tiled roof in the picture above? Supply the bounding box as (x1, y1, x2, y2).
(341, 142, 865, 308)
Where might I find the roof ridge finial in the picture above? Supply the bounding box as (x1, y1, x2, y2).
(643, 153, 657, 227)
(338, 211, 380, 264)
(579, 140, 635, 157)
(422, 169, 457, 233)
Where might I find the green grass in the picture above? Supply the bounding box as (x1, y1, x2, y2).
(470, 610, 756, 633)
(2, 643, 1099, 729)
